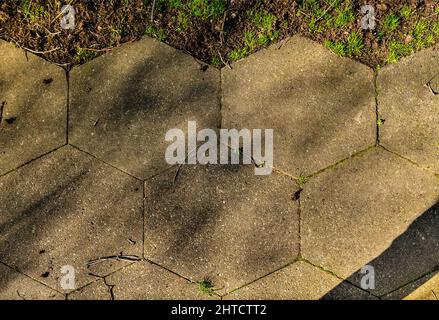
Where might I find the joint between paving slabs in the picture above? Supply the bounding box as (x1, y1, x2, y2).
(0, 143, 67, 179)
(298, 257, 381, 300)
(0, 259, 66, 298)
(378, 145, 439, 180)
(65, 68, 70, 145)
(218, 68, 223, 129)
(297, 195, 303, 258)
(379, 265, 439, 300)
(272, 144, 377, 190)
(142, 183, 146, 260)
(374, 70, 381, 146)
(221, 259, 300, 298)
(67, 144, 143, 182)
(142, 258, 226, 298)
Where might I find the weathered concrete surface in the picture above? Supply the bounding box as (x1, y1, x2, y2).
(226, 261, 375, 300)
(144, 164, 299, 294)
(301, 148, 439, 296)
(69, 261, 215, 300)
(222, 35, 376, 177)
(378, 44, 439, 174)
(0, 262, 63, 300)
(68, 279, 112, 300)
(0, 145, 143, 291)
(69, 36, 220, 180)
(105, 261, 216, 299)
(0, 41, 66, 176)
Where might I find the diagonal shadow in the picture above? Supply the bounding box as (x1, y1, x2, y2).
(322, 201, 439, 299)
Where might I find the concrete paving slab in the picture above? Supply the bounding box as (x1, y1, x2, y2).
(301, 147, 439, 296)
(144, 164, 299, 295)
(226, 261, 375, 300)
(68, 279, 112, 300)
(103, 261, 216, 299)
(222, 36, 376, 177)
(0, 145, 143, 292)
(69, 36, 220, 180)
(0, 40, 66, 176)
(0, 262, 63, 300)
(378, 44, 439, 174)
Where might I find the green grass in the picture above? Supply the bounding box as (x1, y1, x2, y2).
(20, 0, 46, 21)
(324, 40, 346, 56)
(211, 55, 222, 67)
(74, 48, 98, 63)
(145, 26, 167, 41)
(399, 6, 412, 20)
(174, 11, 190, 32)
(243, 30, 257, 51)
(334, 6, 354, 29)
(197, 278, 216, 296)
(156, 0, 226, 20)
(382, 13, 400, 33)
(346, 32, 364, 56)
(386, 41, 413, 63)
(247, 7, 280, 45)
(227, 7, 280, 62)
(228, 47, 248, 61)
(187, 0, 227, 20)
(324, 32, 363, 57)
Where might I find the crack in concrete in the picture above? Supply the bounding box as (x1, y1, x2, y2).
(86, 272, 115, 300)
(299, 258, 381, 299)
(426, 73, 439, 95)
(103, 278, 115, 300)
(16, 290, 26, 300)
(374, 70, 381, 145)
(65, 69, 70, 144)
(0, 100, 5, 130)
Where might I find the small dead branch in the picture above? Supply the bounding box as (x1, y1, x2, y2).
(87, 254, 141, 267)
(150, 0, 157, 23)
(217, 50, 231, 69)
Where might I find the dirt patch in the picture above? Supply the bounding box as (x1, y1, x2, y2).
(0, 1, 438, 68)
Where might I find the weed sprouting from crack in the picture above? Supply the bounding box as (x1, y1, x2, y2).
(197, 277, 216, 296)
(296, 174, 308, 189)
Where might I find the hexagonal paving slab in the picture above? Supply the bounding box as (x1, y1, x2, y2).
(0, 40, 67, 176)
(301, 147, 439, 296)
(69, 36, 220, 180)
(226, 261, 375, 300)
(144, 163, 299, 294)
(222, 35, 376, 177)
(0, 145, 143, 291)
(378, 44, 439, 174)
(0, 262, 63, 300)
